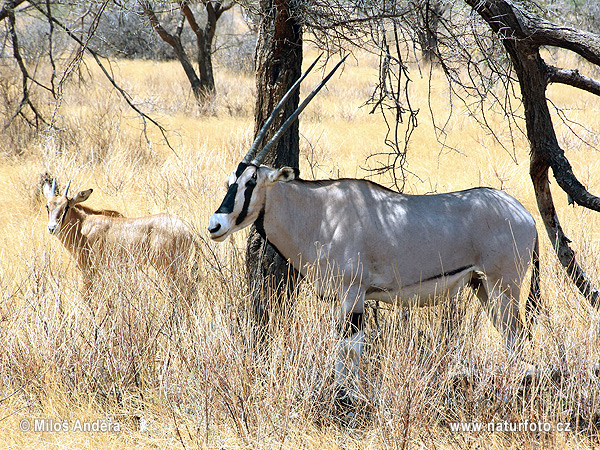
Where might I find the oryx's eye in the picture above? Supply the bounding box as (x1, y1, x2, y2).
(249, 172, 257, 183)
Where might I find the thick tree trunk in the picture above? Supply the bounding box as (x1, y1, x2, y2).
(246, 0, 302, 336)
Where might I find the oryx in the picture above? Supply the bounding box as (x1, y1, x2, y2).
(42, 178, 199, 300)
(208, 58, 540, 401)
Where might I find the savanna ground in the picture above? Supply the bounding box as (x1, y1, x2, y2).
(1, 46, 600, 449)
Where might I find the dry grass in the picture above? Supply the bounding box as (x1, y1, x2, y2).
(1, 47, 600, 449)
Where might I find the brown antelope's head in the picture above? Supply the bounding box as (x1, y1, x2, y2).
(42, 179, 92, 235)
(208, 54, 345, 241)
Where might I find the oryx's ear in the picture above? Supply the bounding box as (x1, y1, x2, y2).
(267, 167, 298, 183)
(71, 189, 93, 204)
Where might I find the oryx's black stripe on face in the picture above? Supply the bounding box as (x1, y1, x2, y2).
(235, 162, 250, 178)
(235, 176, 256, 225)
(341, 312, 364, 338)
(215, 183, 238, 214)
(422, 264, 474, 282)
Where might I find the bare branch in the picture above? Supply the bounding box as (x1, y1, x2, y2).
(549, 150, 600, 212)
(531, 159, 600, 307)
(141, 0, 177, 47)
(4, 2, 46, 129)
(28, 0, 176, 153)
(547, 66, 600, 97)
(521, 15, 600, 67)
(0, 0, 25, 23)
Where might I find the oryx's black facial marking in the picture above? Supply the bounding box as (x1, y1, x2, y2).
(235, 162, 250, 178)
(213, 162, 260, 224)
(235, 172, 256, 225)
(421, 264, 474, 282)
(341, 312, 364, 338)
(215, 183, 238, 214)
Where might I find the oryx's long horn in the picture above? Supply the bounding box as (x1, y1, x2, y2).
(64, 180, 71, 198)
(251, 55, 348, 166)
(50, 179, 57, 197)
(242, 53, 324, 164)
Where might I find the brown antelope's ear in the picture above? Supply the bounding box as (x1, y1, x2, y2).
(71, 189, 93, 204)
(42, 179, 58, 199)
(268, 167, 297, 183)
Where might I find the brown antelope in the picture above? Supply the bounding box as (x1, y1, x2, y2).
(42, 179, 199, 300)
(208, 57, 540, 403)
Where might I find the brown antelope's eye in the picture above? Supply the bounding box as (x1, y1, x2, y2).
(45, 205, 49, 212)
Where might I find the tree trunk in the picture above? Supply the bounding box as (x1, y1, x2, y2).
(246, 0, 302, 337)
(414, 0, 444, 64)
(142, 3, 203, 101)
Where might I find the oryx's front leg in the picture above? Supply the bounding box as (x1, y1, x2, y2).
(335, 287, 366, 404)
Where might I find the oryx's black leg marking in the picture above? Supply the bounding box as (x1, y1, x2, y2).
(340, 312, 364, 338)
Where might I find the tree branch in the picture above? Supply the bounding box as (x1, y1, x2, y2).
(28, 0, 176, 153)
(4, 2, 46, 129)
(548, 149, 600, 212)
(140, 1, 177, 47)
(547, 65, 600, 97)
(0, 0, 25, 23)
(531, 158, 600, 307)
(521, 14, 600, 67)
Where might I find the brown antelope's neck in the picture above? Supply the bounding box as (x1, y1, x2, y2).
(56, 205, 88, 261)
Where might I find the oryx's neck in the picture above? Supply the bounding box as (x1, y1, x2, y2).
(260, 180, 326, 271)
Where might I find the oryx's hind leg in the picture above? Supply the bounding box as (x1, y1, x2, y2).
(469, 272, 526, 356)
(335, 286, 366, 405)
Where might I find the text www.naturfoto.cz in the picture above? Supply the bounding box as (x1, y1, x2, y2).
(450, 421, 571, 433)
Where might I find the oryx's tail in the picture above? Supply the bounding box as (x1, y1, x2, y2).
(524, 233, 541, 337)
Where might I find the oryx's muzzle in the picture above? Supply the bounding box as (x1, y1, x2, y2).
(207, 214, 231, 242)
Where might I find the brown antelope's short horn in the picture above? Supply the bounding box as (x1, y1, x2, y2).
(251, 55, 348, 166)
(64, 180, 71, 198)
(51, 179, 57, 197)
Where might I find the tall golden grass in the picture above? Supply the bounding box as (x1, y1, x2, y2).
(1, 48, 600, 449)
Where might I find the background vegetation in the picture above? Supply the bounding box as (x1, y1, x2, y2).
(0, 42, 599, 448)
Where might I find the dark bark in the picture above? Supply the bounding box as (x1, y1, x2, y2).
(142, 1, 233, 101)
(0, 0, 26, 23)
(141, 2, 203, 100)
(466, 0, 600, 305)
(180, 1, 232, 97)
(413, 0, 444, 64)
(246, 0, 302, 335)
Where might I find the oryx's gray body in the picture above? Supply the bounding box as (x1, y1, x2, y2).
(210, 165, 537, 340)
(259, 177, 536, 310)
(208, 56, 540, 401)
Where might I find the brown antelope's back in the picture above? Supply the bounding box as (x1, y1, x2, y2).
(80, 211, 198, 274)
